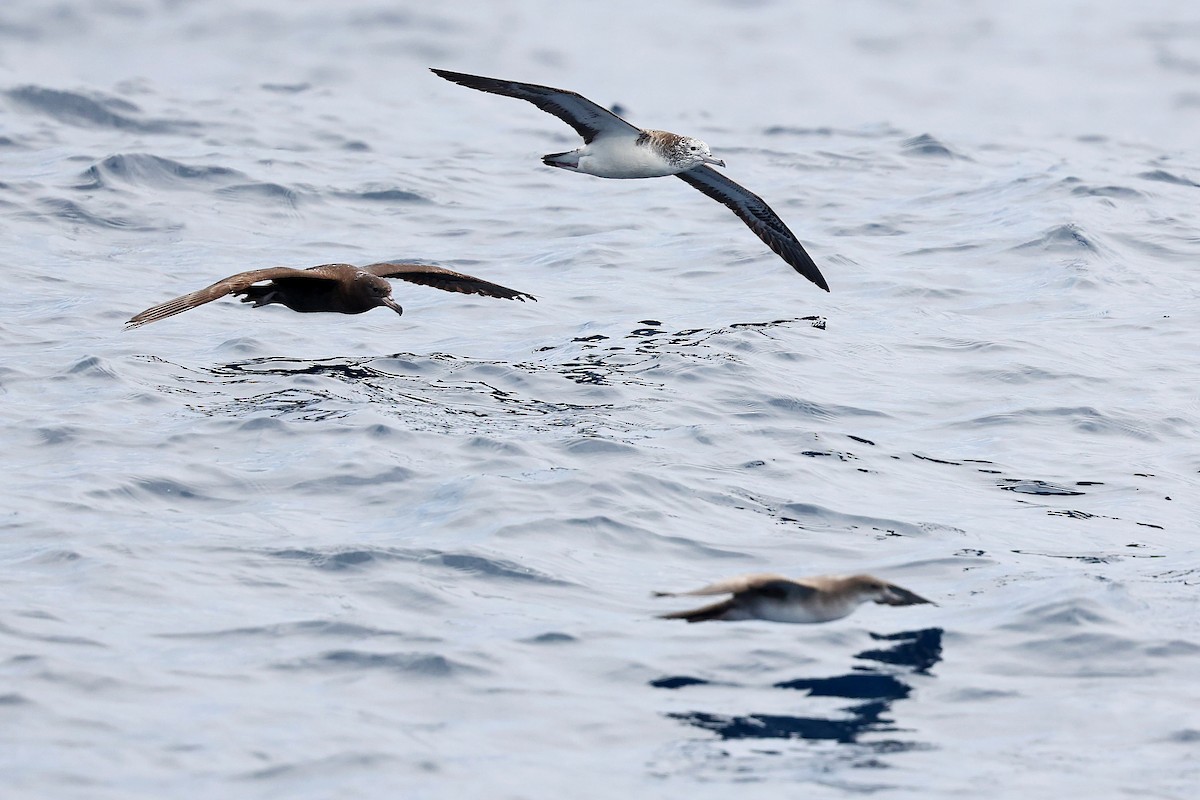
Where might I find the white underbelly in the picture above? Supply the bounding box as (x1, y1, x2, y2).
(753, 599, 857, 624)
(576, 137, 680, 179)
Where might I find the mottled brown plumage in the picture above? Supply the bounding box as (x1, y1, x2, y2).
(655, 573, 934, 624)
(125, 261, 534, 328)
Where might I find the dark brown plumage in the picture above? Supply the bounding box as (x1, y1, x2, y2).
(125, 262, 535, 329)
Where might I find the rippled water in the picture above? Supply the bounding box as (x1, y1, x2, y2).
(3, 1, 1200, 797)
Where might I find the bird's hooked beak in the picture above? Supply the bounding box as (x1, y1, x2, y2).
(879, 585, 935, 607)
(382, 298, 404, 316)
(704, 155, 726, 168)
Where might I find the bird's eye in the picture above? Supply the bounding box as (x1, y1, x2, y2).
(690, 145, 699, 151)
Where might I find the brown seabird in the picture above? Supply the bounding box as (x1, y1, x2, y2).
(654, 573, 933, 623)
(125, 261, 534, 328)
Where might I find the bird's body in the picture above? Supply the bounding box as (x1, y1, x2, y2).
(431, 68, 829, 291)
(125, 261, 533, 328)
(654, 573, 933, 624)
(544, 129, 717, 179)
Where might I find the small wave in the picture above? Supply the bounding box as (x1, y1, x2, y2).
(75, 153, 244, 191)
(335, 187, 429, 203)
(901, 133, 965, 159)
(6, 86, 198, 134)
(215, 182, 302, 206)
(1013, 223, 1100, 254)
(998, 479, 1086, 496)
(280, 649, 484, 677)
(266, 545, 570, 585)
(34, 197, 164, 231)
(1070, 184, 1144, 199)
(1137, 169, 1200, 188)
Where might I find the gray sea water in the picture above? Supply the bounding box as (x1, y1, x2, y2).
(3, 1, 1199, 797)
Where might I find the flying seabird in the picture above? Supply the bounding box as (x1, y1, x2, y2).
(654, 573, 933, 623)
(431, 68, 829, 291)
(125, 261, 534, 328)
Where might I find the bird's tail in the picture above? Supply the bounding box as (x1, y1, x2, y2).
(542, 150, 580, 170)
(656, 598, 736, 623)
(235, 285, 279, 307)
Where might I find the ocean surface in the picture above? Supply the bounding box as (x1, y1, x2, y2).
(2, 1, 1199, 797)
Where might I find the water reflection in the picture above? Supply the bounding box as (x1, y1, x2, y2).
(659, 628, 942, 750)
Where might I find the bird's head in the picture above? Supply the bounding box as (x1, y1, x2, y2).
(358, 272, 403, 316)
(677, 136, 725, 169)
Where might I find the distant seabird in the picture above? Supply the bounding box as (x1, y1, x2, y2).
(654, 573, 933, 624)
(125, 262, 534, 328)
(431, 69, 828, 291)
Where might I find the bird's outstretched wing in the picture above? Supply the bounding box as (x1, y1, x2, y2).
(676, 166, 829, 291)
(431, 68, 641, 143)
(365, 262, 535, 302)
(125, 267, 333, 328)
(653, 573, 796, 599)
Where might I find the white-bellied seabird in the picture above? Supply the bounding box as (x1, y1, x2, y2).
(125, 262, 534, 328)
(431, 69, 829, 291)
(654, 573, 933, 623)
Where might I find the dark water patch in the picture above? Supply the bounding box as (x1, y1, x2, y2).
(0, 693, 32, 706)
(75, 153, 244, 191)
(260, 82, 311, 93)
(0, 620, 103, 647)
(651, 675, 713, 689)
(158, 620, 429, 642)
(1068, 183, 1143, 199)
(963, 406, 1155, 439)
(64, 355, 119, 379)
(856, 629, 944, 673)
(20, 550, 84, 566)
(1011, 549, 1162, 564)
(6, 86, 198, 134)
(541, 317, 824, 386)
(84, 476, 224, 506)
(1047, 509, 1101, 520)
(998, 479, 1084, 496)
(1004, 600, 1112, 631)
(900, 133, 961, 158)
(266, 546, 570, 585)
(425, 552, 570, 584)
(35, 425, 81, 445)
(240, 752, 397, 782)
(191, 388, 350, 423)
(1013, 223, 1099, 254)
(290, 465, 416, 492)
(769, 501, 937, 538)
(668, 702, 913, 746)
(282, 649, 484, 678)
(763, 124, 902, 138)
(775, 674, 911, 701)
(522, 632, 576, 644)
(1137, 169, 1200, 187)
(829, 222, 905, 237)
(335, 187, 428, 203)
(912, 453, 960, 466)
(902, 242, 982, 257)
(268, 548, 401, 571)
(764, 397, 888, 421)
